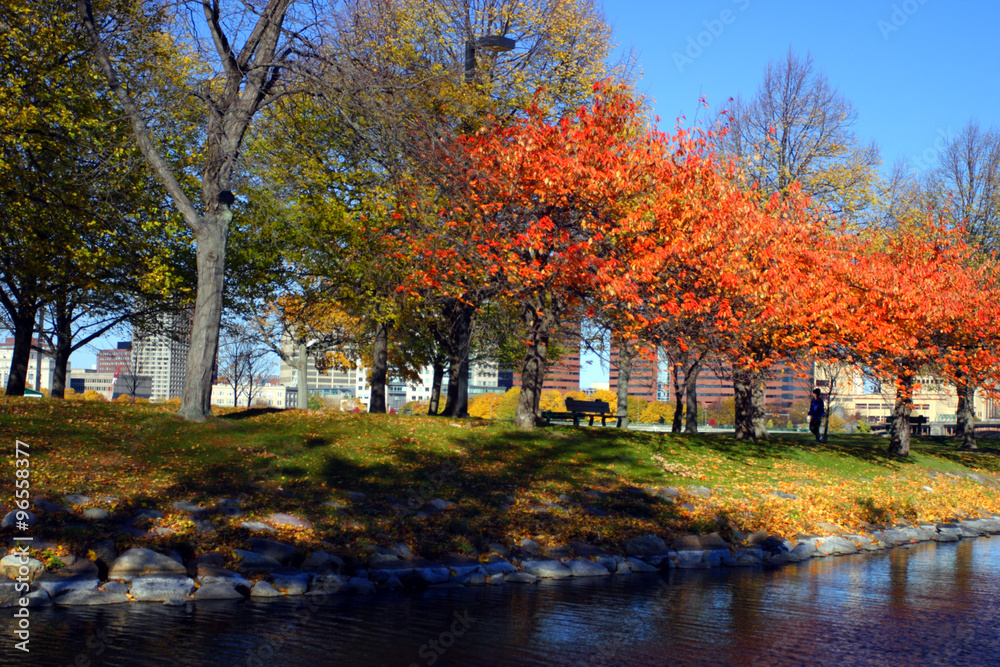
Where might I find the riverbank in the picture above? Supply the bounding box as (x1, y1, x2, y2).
(2, 397, 1000, 606)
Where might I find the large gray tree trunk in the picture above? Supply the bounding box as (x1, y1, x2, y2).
(4, 309, 37, 397)
(442, 301, 474, 418)
(297, 339, 309, 409)
(178, 222, 228, 420)
(734, 367, 767, 440)
(369, 321, 389, 413)
(956, 378, 977, 450)
(427, 360, 445, 415)
(684, 360, 701, 434)
(615, 339, 634, 429)
(80, 0, 292, 422)
(514, 296, 555, 430)
(51, 303, 73, 400)
(889, 374, 914, 456)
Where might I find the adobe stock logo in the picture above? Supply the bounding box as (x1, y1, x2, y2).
(673, 0, 751, 74)
(877, 0, 931, 40)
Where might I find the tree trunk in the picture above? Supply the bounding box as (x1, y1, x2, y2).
(615, 339, 633, 429)
(734, 367, 766, 440)
(4, 309, 38, 397)
(514, 297, 555, 430)
(51, 301, 73, 400)
(671, 359, 685, 434)
(369, 320, 389, 414)
(956, 377, 977, 450)
(889, 374, 914, 456)
(442, 302, 474, 418)
(297, 339, 309, 409)
(177, 221, 228, 421)
(684, 359, 702, 434)
(427, 359, 445, 415)
(752, 375, 768, 439)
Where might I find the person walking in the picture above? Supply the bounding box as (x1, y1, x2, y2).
(808, 388, 825, 443)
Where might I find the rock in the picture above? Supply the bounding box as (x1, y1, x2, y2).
(323, 500, 346, 511)
(64, 494, 92, 506)
(487, 574, 507, 585)
(461, 572, 487, 586)
(772, 491, 798, 500)
(481, 556, 518, 576)
(301, 551, 345, 574)
(543, 545, 573, 559)
(216, 502, 244, 518)
(627, 534, 670, 557)
(33, 497, 68, 513)
(0, 554, 45, 581)
(379, 575, 403, 590)
(343, 577, 376, 595)
(190, 517, 216, 535)
(267, 513, 312, 530)
(760, 536, 790, 554)
(956, 523, 982, 538)
(100, 582, 129, 595)
(2, 510, 35, 528)
(35, 570, 100, 598)
(440, 555, 483, 577)
(732, 548, 763, 566)
(686, 486, 712, 497)
(677, 502, 696, 512)
(196, 566, 251, 591)
(786, 542, 817, 562)
(171, 501, 209, 515)
(520, 559, 572, 579)
(150, 527, 177, 537)
(233, 549, 282, 573)
(247, 538, 297, 565)
(133, 509, 163, 520)
(412, 561, 451, 585)
(347, 491, 367, 502)
(130, 575, 195, 602)
(368, 561, 414, 584)
(393, 543, 414, 558)
(428, 499, 455, 511)
(900, 526, 935, 542)
(239, 521, 276, 533)
(519, 538, 542, 554)
(270, 568, 310, 595)
(816, 535, 859, 556)
(671, 535, 702, 551)
(565, 559, 609, 578)
(309, 574, 347, 594)
(675, 551, 708, 569)
(659, 487, 681, 498)
(98, 497, 119, 504)
(109, 548, 187, 581)
(250, 581, 283, 598)
(619, 557, 656, 573)
(194, 583, 245, 600)
(568, 542, 611, 558)
(83, 508, 110, 520)
(876, 529, 910, 546)
(162, 598, 187, 607)
(697, 533, 729, 551)
(87, 540, 117, 576)
(55, 589, 128, 605)
(24, 589, 52, 607)
(504, 572, 539, 584)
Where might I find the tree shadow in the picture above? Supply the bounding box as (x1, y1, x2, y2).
(219, 407, 283, 420)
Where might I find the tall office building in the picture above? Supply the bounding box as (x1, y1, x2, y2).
(130, 312, 190, 400)
(0, 337, 58, 392)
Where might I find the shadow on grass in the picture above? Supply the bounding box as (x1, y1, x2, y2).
(219, 407, 283, 420)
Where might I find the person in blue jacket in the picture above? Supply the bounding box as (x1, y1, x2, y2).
(808, 388, 825, 443)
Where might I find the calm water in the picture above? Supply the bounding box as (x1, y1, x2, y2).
(4, 538, 1000, 667)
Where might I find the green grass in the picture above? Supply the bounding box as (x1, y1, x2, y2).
(2, 397, 999, 563)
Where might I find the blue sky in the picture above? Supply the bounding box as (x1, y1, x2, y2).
(577, 0, 1000, 388)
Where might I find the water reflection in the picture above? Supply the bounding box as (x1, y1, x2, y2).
(3, 538, 1000, 666)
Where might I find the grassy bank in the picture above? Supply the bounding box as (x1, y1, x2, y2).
(2, 398, 1000, 564)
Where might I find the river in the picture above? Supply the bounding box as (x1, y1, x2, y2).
(4, 537, 999, 666)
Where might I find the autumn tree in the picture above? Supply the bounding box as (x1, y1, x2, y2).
(79, 0, 306, 421)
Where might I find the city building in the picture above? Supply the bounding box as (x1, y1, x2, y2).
(511, 322, 582, 393)
(692, 359, 815, 416)
(130, 313, 190, 400)
(211, 381, 297, 409)
(0, 337, 59, 392)
(68, 368, 152, 399)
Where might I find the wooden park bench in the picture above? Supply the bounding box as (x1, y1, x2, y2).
(542, 397, 622, 427)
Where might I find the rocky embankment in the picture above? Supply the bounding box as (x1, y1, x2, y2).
(4, 491, 1000, 607)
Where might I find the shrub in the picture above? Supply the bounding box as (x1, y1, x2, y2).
(81, 390, 106, 402)
(469, 393, 503, 419)
(114, 393, 133, 404)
